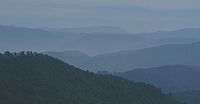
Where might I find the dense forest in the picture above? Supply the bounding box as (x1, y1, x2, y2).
(173, 90, 200, 104)
(0, 51, 181, 104)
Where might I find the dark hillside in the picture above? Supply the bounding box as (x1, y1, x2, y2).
(0, 51, 181, 104)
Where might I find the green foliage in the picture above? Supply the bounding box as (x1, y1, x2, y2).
(0, 52, 181, 104)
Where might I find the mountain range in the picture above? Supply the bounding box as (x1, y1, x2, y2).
(1, 25, 200, 55)
(43, 25, 128, 33)
(140, 28, 200, 39)
(0, 52, 181, 104)
(76, 42, 200, 72)
(114, 65, 200, 93)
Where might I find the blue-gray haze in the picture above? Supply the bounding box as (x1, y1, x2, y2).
(0, 0, 200, 32)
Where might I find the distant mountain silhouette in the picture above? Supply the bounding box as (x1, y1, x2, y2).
(70, 33, 152, 55)
(44, 25, 128, 33)
(0, 25, 68, 51)
(0, 24, 199, 55)
(78, 42, 200, 71)
(43, 51, 91, 66)
(140, 28, 200, 39)
(114, 65, 200, 93)
(0, 52, 181, 104)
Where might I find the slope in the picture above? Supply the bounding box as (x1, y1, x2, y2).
(79, 42, 200, 71)
(0, 51, 181, 104)
(172, 90, 200, 104)
(114, 65, 200, 93)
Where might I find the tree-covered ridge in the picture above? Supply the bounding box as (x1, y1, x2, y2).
(0, 52, 181, 104)
(172, 90, 200, 104)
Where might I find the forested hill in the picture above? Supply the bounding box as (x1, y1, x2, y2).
(0, 51, 181, 104)
(172, 90, 200, 104)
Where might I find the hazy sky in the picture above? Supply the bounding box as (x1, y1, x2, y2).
(0, 0, 200, 32)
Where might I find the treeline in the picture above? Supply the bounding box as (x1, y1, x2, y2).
(1, 51, 41, 56)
